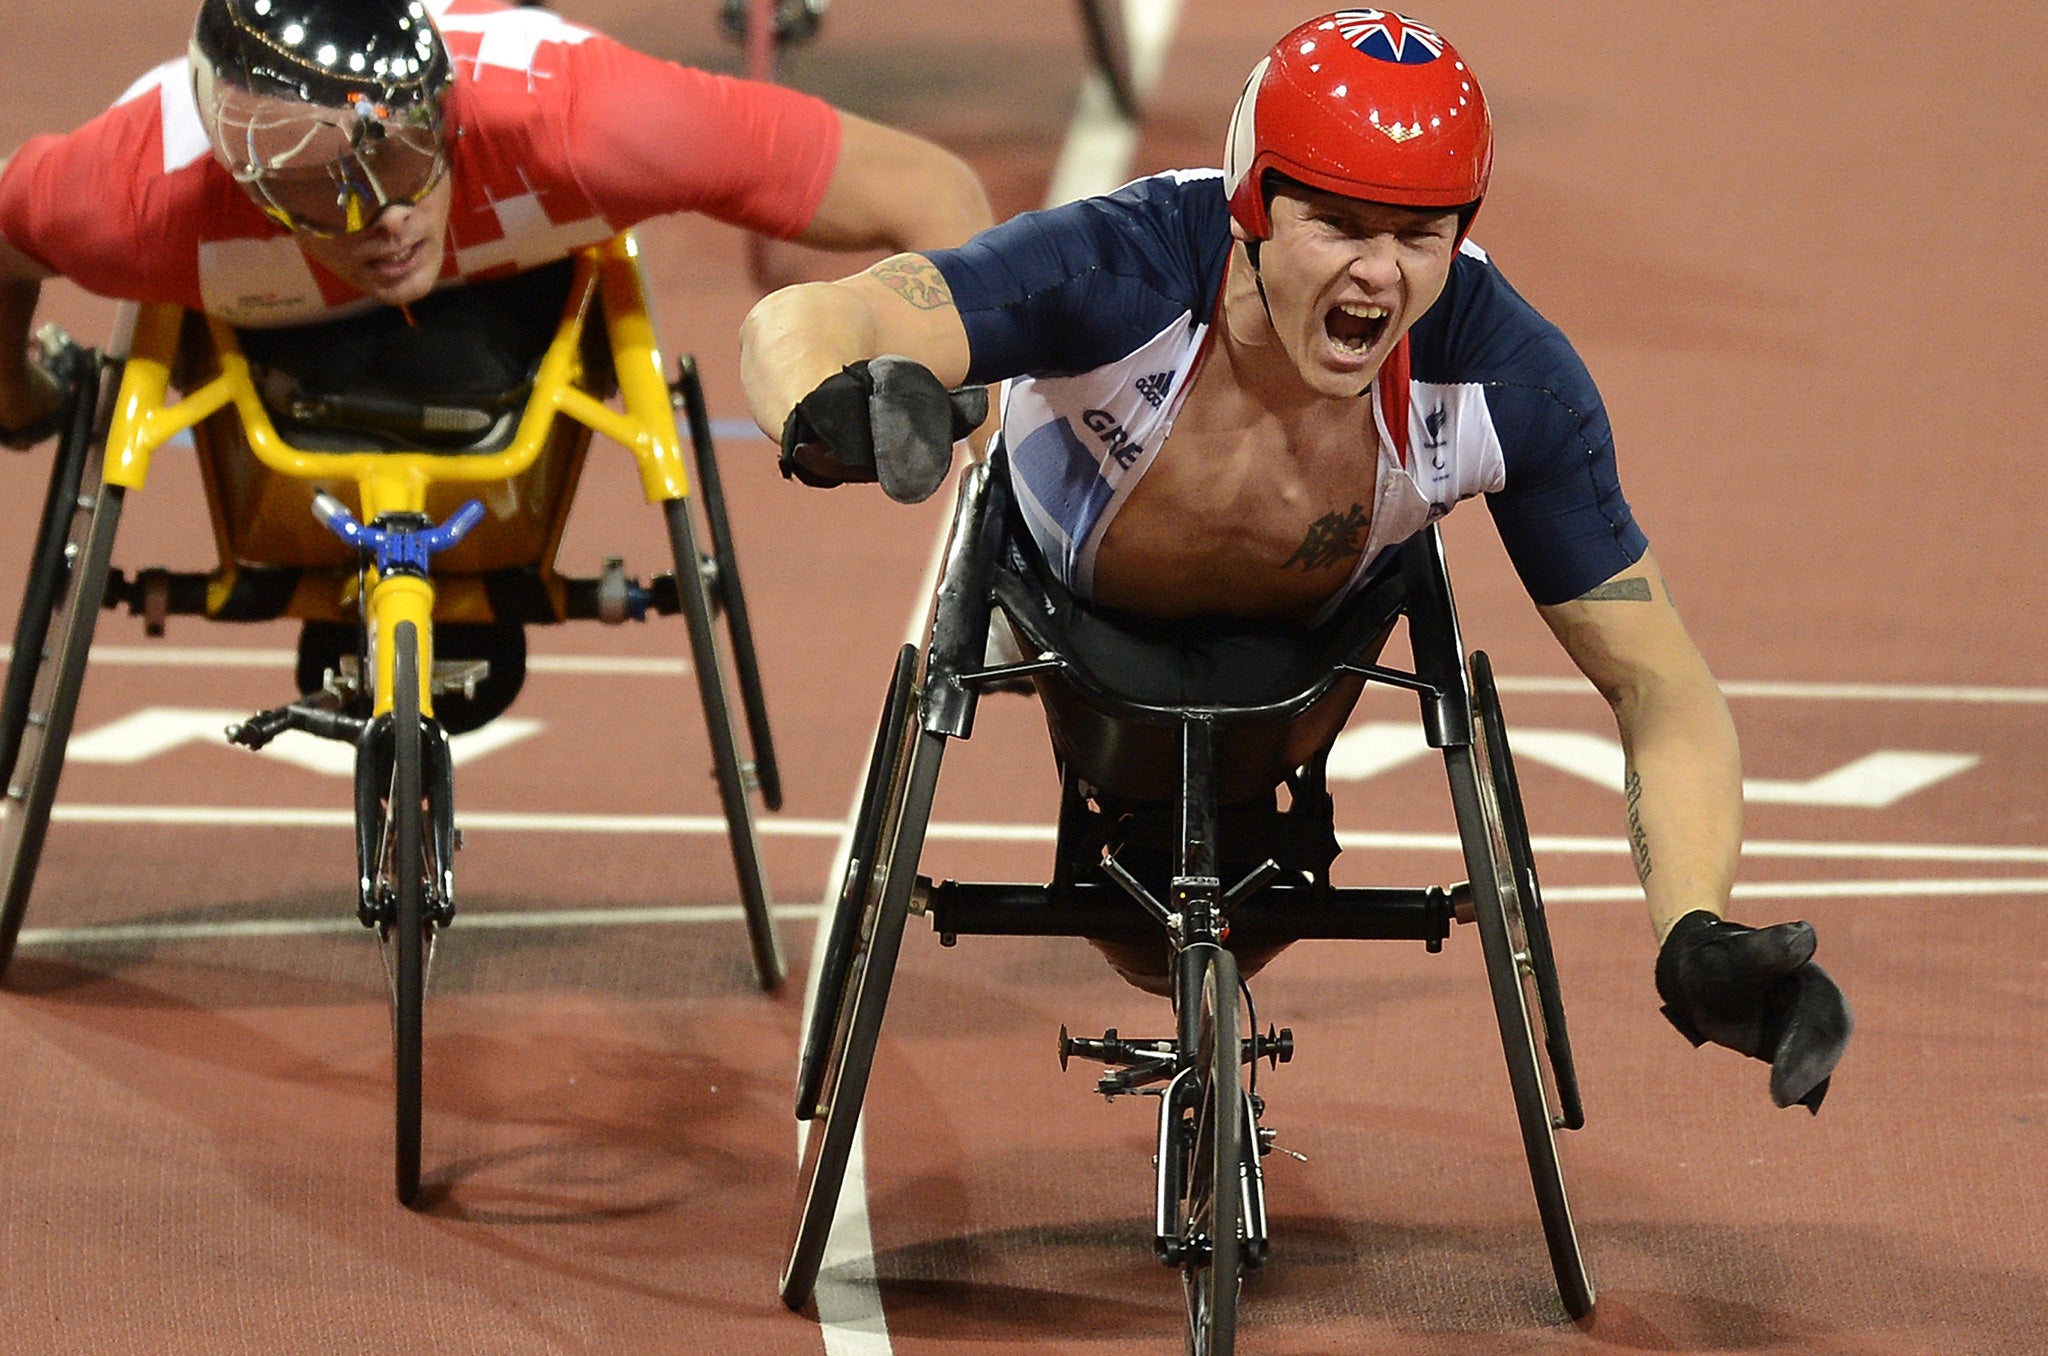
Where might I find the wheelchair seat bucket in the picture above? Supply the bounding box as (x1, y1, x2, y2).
(989, 510, 1405, 806)
(234, 259, 593, 453)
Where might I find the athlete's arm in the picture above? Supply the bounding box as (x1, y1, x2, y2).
(741, 107, 990, 441)
(740, 251, 974, 445)
(0, 157, 60, 440)
(793, 110, 991, 257)
(1537, 551, 1743, 942)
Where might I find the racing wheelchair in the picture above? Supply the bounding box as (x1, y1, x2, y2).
(784, 458, 1594, 1350)
(0, 234, 783, 1206)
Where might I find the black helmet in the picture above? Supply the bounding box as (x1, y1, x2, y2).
(191, 0, 454, 234)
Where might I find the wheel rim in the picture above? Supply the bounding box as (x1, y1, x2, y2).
(794, 644, 918, 1120)
(665, 498, 782, 990)
(1181, 949, 1240, 1355)
(782, 729, 943, 1309)
(1457, 726, 1593, 1319)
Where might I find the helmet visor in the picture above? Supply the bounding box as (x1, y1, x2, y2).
(208, 87, 446, 236)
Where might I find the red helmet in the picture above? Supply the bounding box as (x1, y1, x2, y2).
(1224, 10, 1492, 240)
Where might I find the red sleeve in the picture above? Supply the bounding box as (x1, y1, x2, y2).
(551, 39, 842, 241)
(0, 99, 205, 307)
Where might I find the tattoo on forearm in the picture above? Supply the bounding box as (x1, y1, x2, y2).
(1577, 577, 1654, 603)
(1624, 769, 1653, 881)
(871, 256, 954, 310)
(1284, 503, 1368, 571)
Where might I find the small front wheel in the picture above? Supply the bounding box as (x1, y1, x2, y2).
(1179, 945, 1242, 1356)
(379, 621, 430, 1207)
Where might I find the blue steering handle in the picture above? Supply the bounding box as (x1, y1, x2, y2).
(312, 492, 487, 575)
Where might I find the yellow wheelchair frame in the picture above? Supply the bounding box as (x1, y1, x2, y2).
(0, 233, 784, 1206)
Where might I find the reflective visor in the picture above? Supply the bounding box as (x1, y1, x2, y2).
(206, 85, 446, 236)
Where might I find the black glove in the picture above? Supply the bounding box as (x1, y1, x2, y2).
(1, 325, 85, 451)
(778, 356, 988, 505)
(1655, 910, 1853, 1113)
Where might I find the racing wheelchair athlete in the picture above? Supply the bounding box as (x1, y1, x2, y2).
(0, 0, 990, 1206)
(741, 11, 1855, 1347)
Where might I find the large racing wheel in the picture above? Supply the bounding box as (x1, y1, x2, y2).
(673, 355, 781, 811)
(0, 353, 100, 788)
(1471, 652, 1583, 1128)
(0, 445, 122, 978)
(782, 691, 946, 1311)
(793, 643, 918, 1121)
(1446, 650, 1593, 1319)
(664, 496, 783, 990)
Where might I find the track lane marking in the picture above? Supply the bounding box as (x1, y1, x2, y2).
(1496, 675, 2048, 704)
(0, 644, 692, 676)
(41, 803, 2048, 864)
(13, 644, 2048, 702)
(20, 875, 2048, 952)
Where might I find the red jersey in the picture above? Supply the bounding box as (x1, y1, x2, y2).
(0, 0, 842, 326)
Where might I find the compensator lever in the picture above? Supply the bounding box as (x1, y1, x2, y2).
(1058, 1024, 1177, 1098)
(227, 683, 367, 751)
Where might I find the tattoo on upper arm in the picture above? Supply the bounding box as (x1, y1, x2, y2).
(1624, 769, 1653, 881)
(1284, 503, 1368, 571)
(870, 256, 954, 311)
(1576, 576, 1654, 603)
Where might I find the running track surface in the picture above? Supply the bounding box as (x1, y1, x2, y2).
(2, 3, 2045, 1353)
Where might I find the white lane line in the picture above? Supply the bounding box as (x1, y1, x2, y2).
(42, 804, 2048, 866)
(1043, 0, 1182, 206)
(1545, 879, 2048, 904)
(47, 805, 849, 835)
(23, 875, 2048, 952)
(0, 644, 690, 676)
(1335, 830, 2048, 865)
(14, 643, 2046, 704)
(13, 901, 828, 949)
(1495, 675, 2048, 705)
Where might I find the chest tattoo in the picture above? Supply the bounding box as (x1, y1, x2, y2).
(1284, 503, 1368, 571)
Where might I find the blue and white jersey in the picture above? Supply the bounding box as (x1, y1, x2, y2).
(925, 170, 1648, 617)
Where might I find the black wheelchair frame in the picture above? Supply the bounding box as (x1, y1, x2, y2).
(784, 462, 1594, 1350)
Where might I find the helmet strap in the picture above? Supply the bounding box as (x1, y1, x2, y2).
(1240, 238, 1372, 401)
(1243, 238, 1276, 330)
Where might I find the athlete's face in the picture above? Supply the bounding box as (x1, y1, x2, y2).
(1246, 188, 1460, 397)
(291, 175, 454, 308)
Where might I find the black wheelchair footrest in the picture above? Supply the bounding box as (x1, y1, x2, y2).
(925, 880, 1455, 948)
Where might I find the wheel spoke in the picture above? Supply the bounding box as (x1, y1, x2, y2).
(1179, 948, 1240, 1355)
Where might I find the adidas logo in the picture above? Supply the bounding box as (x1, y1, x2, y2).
(1134, 371, 1174, 408)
